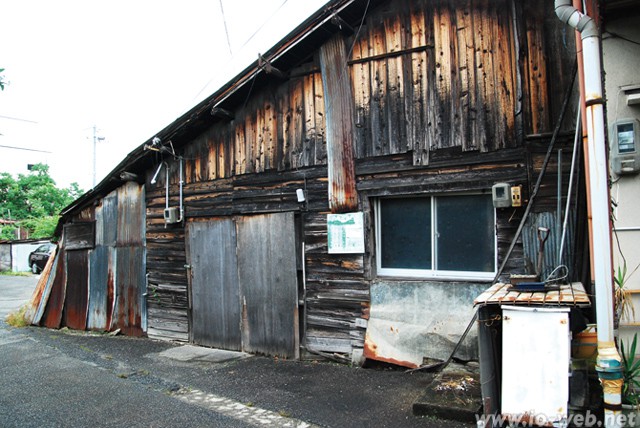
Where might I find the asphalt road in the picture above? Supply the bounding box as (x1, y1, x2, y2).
(0, 274, 37, 320)
(0, 274, 476, 428)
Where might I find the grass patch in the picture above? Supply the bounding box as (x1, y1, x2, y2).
(0, 270, 31, 277)
(5, 305, 30, 327)
(278, 410, 291, 418)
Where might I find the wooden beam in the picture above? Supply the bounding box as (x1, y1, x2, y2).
(258, 54, 287, 80)
(210, 107, 235, 121)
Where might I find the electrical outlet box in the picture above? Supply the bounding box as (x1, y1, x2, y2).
(164, 207, 180, 224)
(611, 119, 640, 175)
(511, 185, 522, 208)
(492, 183, 512, 208)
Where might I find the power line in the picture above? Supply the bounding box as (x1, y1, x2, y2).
(185, 0, 292, 109)
(218, 0, 233, 56)
(0, 144, 51, 153)
(0, 114, 38, 124)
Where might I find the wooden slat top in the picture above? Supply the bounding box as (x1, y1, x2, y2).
(474, 282, 591, 307)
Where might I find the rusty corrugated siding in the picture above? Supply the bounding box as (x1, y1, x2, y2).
(87, 246, 116, 331)
(96, 192, 118, 247)
(42, 247, 67, 329)
(114, 246, 146, 336)
(63, 250, 89, 330)
(319, 34, 358, 213)
(116, 182, 145, 246)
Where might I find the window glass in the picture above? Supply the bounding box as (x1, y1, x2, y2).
(436, 194, 495, 272)
(380, 198, 431, 269)
(376, 193, 495, 278)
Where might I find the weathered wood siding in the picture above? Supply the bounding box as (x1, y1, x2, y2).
(143, 0, 577, 359)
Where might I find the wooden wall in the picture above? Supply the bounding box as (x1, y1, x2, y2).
(143, 0, 578, 356)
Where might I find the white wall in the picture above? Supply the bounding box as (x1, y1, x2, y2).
(603, 12, 640, 343)
(11, 241, 48, 272)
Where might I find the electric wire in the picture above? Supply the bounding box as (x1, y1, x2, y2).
(218, 0, 233, 56)
(603, 31, 640, 46)
(186, 0, 293, 109)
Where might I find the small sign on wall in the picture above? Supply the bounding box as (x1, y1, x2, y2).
(327, 212, 365, 254)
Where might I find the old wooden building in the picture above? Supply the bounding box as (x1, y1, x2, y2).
(32, 0, 583, 368)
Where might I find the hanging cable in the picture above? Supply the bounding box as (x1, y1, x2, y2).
(218, 0, 233, 56)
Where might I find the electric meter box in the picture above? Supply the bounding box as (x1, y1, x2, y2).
(492, 183, 512, 208)
(164, 207, 180, 224)
(611, 119, 640, 175)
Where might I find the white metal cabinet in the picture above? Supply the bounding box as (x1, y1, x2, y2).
(501, 306, 571, 426)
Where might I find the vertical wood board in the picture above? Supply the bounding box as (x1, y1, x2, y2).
(187, 218, 242, 350)
(237, 212, 298, 358)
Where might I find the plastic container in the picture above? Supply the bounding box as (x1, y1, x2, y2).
(571, 324, 597, 359)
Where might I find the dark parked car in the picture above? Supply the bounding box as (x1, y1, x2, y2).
(28, 243, 55, 274)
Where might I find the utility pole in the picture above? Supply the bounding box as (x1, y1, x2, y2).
(92, 125, 105, 188)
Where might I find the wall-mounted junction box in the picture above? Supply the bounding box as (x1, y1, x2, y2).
(164, 207, 181, 224)
(511, 185, 522, 208)
(611, 119, 640, 175)
(492, 183, 512, 208)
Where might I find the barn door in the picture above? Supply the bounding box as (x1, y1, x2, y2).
(186, 213, 298, 358)
(237, 212, 299, 358)
(186, 218, 242, 350)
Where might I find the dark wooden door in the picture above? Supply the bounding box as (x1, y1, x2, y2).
(186, 213, 298, 358)
(187, 218, 241, 350)
(237, 212, 298, 358)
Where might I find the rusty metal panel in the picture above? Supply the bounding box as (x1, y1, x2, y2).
(42, 247, 67, 329)
(187, 218, 242, 350)
(237, 212, 298, 358)
(116, 182, 145, 246)
(86, 246, 116, 331)
(319, 35, 358, 213)
(63, 222, 95, 250)
(364, 281, 484, 368)
(63, 250, 89, 330)
(113, 246, 145, 336)
(96, 192, 118, 247)
(30, 247, 59, 325)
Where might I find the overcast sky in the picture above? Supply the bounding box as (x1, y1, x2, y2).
(0, 0, 329, 192)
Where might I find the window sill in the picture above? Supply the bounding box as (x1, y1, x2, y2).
(376, 272, 495, 283)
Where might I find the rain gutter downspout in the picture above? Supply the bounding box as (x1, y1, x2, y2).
(555, 2, 623, 426)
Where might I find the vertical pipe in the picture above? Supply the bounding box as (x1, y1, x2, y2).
(557, 149, 563, 266)
(559, 106, 582, 265)
(179, 156, 184, 223)
(555, 2, 622, 426)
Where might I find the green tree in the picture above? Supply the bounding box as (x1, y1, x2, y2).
(0, 164, 83, 240)
(0, 67, 6, 91)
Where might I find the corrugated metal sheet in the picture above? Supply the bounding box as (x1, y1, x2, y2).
(319, 35, 358, 213)
(42, 247, 67, 329)
(86, 245, 115, 330)
(116, 182, 145, 246)
(521, 211, 576, 281)
(113, 246, 146, 336)
(96, 192, 118, 247)
(64, 250, 89, 330)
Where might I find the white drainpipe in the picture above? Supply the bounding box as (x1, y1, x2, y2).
(555, 2, 623, 426)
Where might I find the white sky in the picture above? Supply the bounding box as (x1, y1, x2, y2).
(0, 0, 329, 192)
